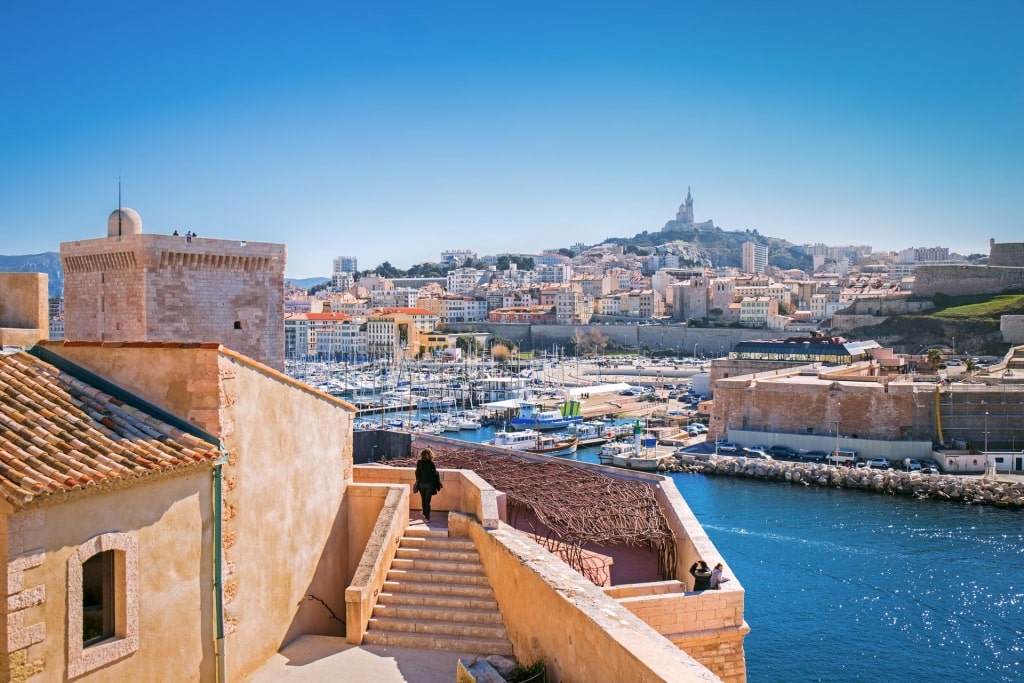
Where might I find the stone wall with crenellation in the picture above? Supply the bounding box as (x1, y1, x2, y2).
(61, 233, 286, 370)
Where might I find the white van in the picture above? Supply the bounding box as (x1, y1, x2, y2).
(826, 449, 858, 466)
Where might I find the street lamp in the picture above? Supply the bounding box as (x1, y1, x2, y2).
(984, 409, 990, 454)
(835, 402, 841, 458)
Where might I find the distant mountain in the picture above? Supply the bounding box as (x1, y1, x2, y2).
(286, 277, 329, 290)
(0, 252, 64, 297)
(602, 225, 813, 272)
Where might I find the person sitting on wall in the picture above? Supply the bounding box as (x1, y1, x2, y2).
(710, 562, 731, 590)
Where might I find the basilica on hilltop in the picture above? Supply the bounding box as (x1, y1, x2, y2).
(662, 187, 716, 232)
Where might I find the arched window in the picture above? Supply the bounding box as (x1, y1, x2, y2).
(67, 533, 139, 677)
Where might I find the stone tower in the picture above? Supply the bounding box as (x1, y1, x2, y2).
(61, 209, 287, 370)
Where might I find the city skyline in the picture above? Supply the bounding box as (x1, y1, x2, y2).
(2, 2, 1020, 278)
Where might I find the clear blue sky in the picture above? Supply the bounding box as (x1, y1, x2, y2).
(2, 1, 1020, 278)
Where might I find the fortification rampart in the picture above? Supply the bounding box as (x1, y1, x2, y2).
(1002, 316, 1024, 343)
(989, 241, 1024, 267)
(914, 264, 1024, 297)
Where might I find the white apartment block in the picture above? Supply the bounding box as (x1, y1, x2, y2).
(447, 267, 486, 295)
(441, 249, 477, 265)
(369, 287, 420, 308)
(739, 296, 778, 327)
(284, 313, 367, 361)
(555, 290, 592, 324)
(742, 241, 769, 274)
(897, 246, 950, 263)
(535, 263, 573, 284)
(810, 293, 829, 321)
(438, 296, 488, 323)
(333, 255, 358, 274)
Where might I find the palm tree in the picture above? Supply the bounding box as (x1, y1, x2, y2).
(926, 348, 943, 370)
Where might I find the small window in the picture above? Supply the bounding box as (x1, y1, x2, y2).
(82, 551, 115, 645)
(234, 321, 243, 330)
(67, 533, 139, 677)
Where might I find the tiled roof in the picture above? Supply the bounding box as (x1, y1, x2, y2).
(0, 350, 220, 510)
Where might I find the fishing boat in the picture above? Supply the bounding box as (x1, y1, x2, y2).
(509, 400, 583, 431)
(568, 420, 612, 446)
(611, 451, 662, 471)
(490, 429, 579, 456)
(598, 440, 634, 465)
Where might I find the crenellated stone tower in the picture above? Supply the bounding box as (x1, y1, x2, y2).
(61, 209, 287, 370)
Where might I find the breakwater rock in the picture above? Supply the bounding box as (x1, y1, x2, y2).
(667, 455, 1024, 509)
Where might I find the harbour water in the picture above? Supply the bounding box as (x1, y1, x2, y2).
(443, 430, 1023, 681)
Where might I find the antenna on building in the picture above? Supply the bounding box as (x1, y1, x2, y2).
(118, 173, 123, 236)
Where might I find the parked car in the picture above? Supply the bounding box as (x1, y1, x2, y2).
(690, 423, 708, 433)
(744, 448, 773, 460)
(717, 442, 741, 453)
(867, 458, 891, 470)
(826, 449, 858, 466)
(904, 459, 924, 472)
(767, 445, 799, 459)
(946, 359, 963, 366)
(802, 450, 829, 462)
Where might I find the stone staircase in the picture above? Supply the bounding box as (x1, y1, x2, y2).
(362, 526, 514, 656)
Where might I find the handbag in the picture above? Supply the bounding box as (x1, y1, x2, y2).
(413, 482, 420, 494)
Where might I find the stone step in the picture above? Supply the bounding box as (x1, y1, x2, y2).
(372, 602, 505, 625)
(378, 591, 499, 611)
(395, 547, 481, 563)
(403, 527, 450, 539)
(367, 614, 508, 640)
(361, 630, 514, 656)
(383, 579, 496, 599)
(400, 536, 476, 552)
(385, 569, 491, 587)
(390, 557, 484, 574)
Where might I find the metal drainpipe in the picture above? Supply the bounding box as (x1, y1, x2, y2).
(214, 453, 228, 683)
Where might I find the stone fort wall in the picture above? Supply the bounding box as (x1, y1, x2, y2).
(989, 241, 1024, 267)
(913, 264, 1024, 297)
(1002, 316, 1024, 344)
(61, 233, 286, 370)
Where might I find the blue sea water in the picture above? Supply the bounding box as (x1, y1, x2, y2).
(445, 429, 1024, 681)
(669, 474, 1023, 682)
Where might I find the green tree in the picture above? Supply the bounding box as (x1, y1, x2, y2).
(455, 335, 482, 356)
(926, 348, 943, 369)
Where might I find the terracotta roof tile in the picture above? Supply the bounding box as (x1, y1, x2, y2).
(0, 350, 220, 509)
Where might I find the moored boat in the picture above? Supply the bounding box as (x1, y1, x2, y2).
(490, 429, 579, 456)
(568, 420, 610, 446)
(509, 400, 583, 431)
(598, 440, 634, 465)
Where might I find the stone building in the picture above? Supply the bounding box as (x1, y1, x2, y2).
(60, 209, 287, 370)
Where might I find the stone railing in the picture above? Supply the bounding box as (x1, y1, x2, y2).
(353, 465, 500, 529)
(344, 484, 408, 643)
(460, 513, 723, 683)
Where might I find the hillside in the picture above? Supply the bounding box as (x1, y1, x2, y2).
(601, 225, 812, 271)
(0, 252, 63, 297)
